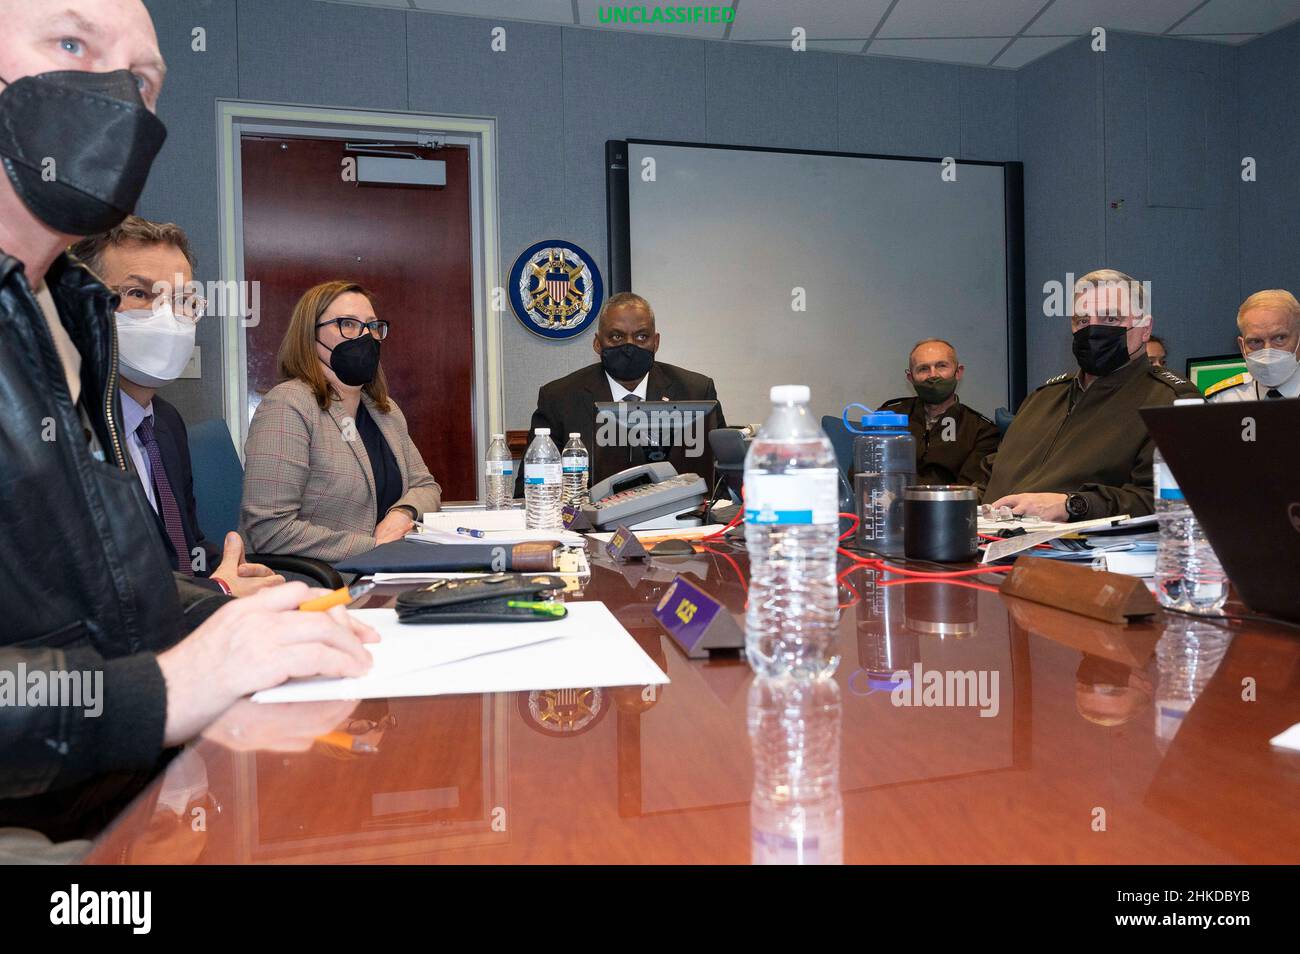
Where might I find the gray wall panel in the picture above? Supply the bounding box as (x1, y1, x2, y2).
(137, 0, 240, 423)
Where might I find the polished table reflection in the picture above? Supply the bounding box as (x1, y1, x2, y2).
(86, 541, 1300, 864)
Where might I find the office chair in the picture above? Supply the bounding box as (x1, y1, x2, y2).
(819, 415, 857, 512)
(994, 407, 1014, 436)
(187, 419, 344, 589)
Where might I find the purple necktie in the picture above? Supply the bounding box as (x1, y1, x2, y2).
(136, 414, 194, 576)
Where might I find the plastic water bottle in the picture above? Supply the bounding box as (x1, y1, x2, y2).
(852, 412, 915, 558)
(743, 385, 841, 679)
(1154, 401, 1227, 613)
(561, 432, 590, 506)
(523, 427, 562, 530)
(484, 433, 514, 510)
(749, 676, 843, 865)
(1154, 615, 1231, 751)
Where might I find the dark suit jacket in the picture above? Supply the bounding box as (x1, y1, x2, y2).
(148, 395, 221, 577)
(515, 361, 727, 496)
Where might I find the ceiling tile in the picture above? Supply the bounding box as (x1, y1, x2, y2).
(991, 34, 1077, 68)
(1170, 0, 1300, 35)
(1027, 0, 1204, 36)
(412, 0, 575, 19)
(878, 0, 1046, 38)
(575, 0, 728, 38)
(320, 0, 413, 8)
(868, 36, 1012, 65)
(728, 0, 892, 41)
(1173, 33, 1262, 44)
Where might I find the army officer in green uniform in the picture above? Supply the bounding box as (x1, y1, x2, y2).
(878, 338, 1001, 486)
(979, 269, 1199, 522)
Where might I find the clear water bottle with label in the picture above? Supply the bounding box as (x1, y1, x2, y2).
(523, 427, 562, 530)
(743, 385, 841, 679)
(484, 433, 514, 510)
(1154, 400, 1227, 613)
(852, 412, 915, 558)
(561, 432, 590, 506)
(749, 676, 843, 865)
(1154, 615, 1232, 751)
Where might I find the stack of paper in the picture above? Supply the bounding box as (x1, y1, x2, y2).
(253, 601, 668, 703)
(409, 508, 585, 547)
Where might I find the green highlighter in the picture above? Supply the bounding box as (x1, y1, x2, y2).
(506, 600, 568, 618)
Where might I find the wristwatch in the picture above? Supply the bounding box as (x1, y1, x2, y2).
(1064, 493, 1089, 521)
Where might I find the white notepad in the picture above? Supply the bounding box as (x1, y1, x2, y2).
(253, 601, 669, 703)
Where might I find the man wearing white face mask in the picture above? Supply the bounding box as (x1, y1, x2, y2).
(70, 217, 282, 597)
(1206, 290, 1300, 402)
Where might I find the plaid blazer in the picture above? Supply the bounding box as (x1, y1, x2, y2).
(239, 378, 442, 562)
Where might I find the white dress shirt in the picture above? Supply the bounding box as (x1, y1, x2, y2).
(606, 372, 648, 401)
(120, 389, 159, 512)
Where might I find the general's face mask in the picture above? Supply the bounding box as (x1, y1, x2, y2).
(116, 302, 196, 388)
(913, 375, 957, 406)
(1072, 319, 1146, 377)
(0, 69, 167, 235)
(600, 342, 654, 381)
(1244, 342, 1300, 388)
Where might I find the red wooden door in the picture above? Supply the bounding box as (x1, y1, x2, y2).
(240, 135, 476, 500)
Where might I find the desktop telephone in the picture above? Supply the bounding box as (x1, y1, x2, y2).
(580, 462, 708, 530)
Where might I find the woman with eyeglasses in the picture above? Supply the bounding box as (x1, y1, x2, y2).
(240, 280, 441, 562)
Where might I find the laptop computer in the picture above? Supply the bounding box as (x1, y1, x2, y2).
(1140, 399, 1300, 622)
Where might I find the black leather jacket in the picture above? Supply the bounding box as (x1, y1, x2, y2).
(1, 251, 228, 799)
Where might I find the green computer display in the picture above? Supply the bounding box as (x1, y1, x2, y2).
(1185, 354, 1248, 395)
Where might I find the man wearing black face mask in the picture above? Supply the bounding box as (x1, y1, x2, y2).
(516, 292, 727, 493)
(978, 269, 1199, 521)
(878, 338, 1000, 486)
(0, 0, 376, 815)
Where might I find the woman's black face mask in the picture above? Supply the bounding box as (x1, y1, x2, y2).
(320, 333, 381, 386)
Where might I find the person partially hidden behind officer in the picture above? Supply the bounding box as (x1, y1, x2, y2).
(978, 269, 1199, 521)
(70, 216, 282, 596)
(1205, 289, 1300, 402)
(516, 292, 727, 494)
(878, 338, 1000, 486)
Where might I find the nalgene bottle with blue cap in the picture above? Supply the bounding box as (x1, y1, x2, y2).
(852, 411, 915, 558)
(743, 385, 841, 679)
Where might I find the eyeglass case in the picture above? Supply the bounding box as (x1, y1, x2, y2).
(394, 573, 568, 624)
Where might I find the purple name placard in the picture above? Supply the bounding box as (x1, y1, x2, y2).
(653, 575, 725, 656)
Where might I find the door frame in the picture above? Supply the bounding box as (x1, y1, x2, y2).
(215, 100, 502, 501)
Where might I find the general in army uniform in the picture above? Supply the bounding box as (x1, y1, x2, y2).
(878, 338, 1001, 486)
(1206, 289, 1300, 403)
(979, 269, 1199, 522)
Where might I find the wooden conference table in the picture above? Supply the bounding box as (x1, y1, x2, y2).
(86, 539, 1300, 864)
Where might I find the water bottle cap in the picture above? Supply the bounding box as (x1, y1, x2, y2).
(535, 427, 550, 435)
(770, 384, 810, 404)
(569, 432, 580, 438)
(491, 433, 504, 440)
(860, 411, 909, 429)
(1173, 398, 1205, 406)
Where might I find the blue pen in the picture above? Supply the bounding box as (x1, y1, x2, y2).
(456, 527, 487, 538)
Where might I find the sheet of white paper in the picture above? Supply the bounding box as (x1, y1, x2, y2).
(981, 514, 1136, 564)
(252, 602, 669, 703)
(588, 524, 731, 543)
(1269, 722, 1300, 752)
(252, 608, 562, 703)
(408, 525, 586, 547)
(421, 510, 526, 531)
(1102, 551, 1157, 578)
(369, 571, 494, 583)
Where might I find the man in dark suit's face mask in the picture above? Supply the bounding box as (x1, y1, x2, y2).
(593, 297, 661, 390)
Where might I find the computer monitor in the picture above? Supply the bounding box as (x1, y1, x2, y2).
(593, 400, 719, 462)
(1185, 353, 1247, 395)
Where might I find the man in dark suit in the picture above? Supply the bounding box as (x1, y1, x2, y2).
(70, 217, 282, 597)
(516, 292, 727, 495)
